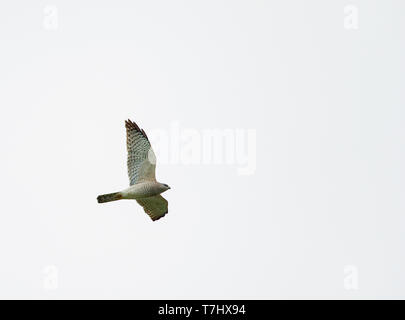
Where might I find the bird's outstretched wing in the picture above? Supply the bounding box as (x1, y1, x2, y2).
(136, 195, 168, 221)
(125, 119, 156, 185)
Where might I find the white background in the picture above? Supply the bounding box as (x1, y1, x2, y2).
(0, 0, 404, 299)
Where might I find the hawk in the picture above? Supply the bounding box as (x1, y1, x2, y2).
(97, 119, 170, 221)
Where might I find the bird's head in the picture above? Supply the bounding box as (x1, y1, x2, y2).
(160, 183, 171, 192)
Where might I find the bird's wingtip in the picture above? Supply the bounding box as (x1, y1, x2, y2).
(125, 119, 149, 141)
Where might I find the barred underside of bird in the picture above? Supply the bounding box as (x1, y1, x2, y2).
(97, 119, 171, 221)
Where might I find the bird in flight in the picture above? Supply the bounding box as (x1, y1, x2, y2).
(97, 119, 170, 221)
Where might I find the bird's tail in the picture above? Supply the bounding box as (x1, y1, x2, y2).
(97, 192, 122, 203)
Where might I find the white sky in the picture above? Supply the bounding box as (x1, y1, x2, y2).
(0, 0, 404, 299)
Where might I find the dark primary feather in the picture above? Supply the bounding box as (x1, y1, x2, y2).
(125, 119, 149, 141)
